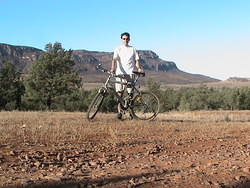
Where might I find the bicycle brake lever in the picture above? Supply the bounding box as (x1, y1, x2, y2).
(96, 63, 102, 70)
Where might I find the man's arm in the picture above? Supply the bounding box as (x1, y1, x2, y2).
(111, 59, 116, 73)
(135, 60, 144, 73)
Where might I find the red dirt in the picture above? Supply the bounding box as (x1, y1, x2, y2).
(0, 112, 250, 188)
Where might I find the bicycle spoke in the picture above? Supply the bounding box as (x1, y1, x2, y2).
(130, 91, 160, 120)
(86, 92, 105, 120)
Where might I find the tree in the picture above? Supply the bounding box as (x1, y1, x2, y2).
(0, 62, 25, 110)
(237, 87, 250, 110)
(222, 88, 239, 110)
(24, 42, 82, 110)
(178, 88, 192, 111)
(189, 84, 209, 110)
(160, 88, 180, 111)
(206, 87, 223, 110)
(146, 77, 161, 93)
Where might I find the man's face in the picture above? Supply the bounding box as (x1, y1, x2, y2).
(121, 35, 130, 46)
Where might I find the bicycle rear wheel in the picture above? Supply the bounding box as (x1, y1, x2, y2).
(86, 92, 105, 120)
(130, 91, 160, 120)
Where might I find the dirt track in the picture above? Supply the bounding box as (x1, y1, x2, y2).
(0, 111, 250, 188)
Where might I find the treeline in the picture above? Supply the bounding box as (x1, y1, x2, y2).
(147, 79, 250, 111)
(1, 42, 250, 112)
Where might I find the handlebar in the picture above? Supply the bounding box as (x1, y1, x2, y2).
(96, 63, 145, 77)
(96, 63, 110, 72)
(132, 71, 145, 77)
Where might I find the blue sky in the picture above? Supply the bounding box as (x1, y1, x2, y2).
(1, 0, 250, 80)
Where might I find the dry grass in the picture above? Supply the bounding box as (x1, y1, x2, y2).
(0, 111, 250, 148)
(1, 111, 250, 188)
(158, 110, 250, 122)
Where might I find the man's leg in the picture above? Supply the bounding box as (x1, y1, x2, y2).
(126, 75, 135, 119)
(115, 77, 124, 120)
(116, 91, 123, 120)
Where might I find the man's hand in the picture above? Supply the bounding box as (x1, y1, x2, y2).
(138, 68, 144, 73)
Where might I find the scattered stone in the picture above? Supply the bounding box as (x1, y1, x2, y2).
(190, 163, 197, 168)
(25, 154, 29, 160)
(57, 153, 63, 161)
(56, 171, 66, 176)
(129, 178, 136, 185)
(242, 167, 250, 173)
(9, 151, 16, 156)
(43, 175, 62, 181)
(22, 179, 33, 186)
(34, 161, 41, 168)
(242, 144, 248, 148)
(89, 160, 98, 167)
(234, 175, 246, 181)
(98, 157, 109, 164)
(72, 170, 84, 176)
(63, 156, 67, 161)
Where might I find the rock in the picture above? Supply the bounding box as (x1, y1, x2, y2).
(234, 175, 246, 181)
(73, 170, 84, 176)
(34, 161, 41, 168)
(98, 157, 109, 164)
(44, 175, 62, 181)
(57, 153, 63, 161)
(89, 160, 98, 167)
(25, 154, 29, 160)
(207, 162, 212, 166)
(56, 171, 66, 176)
(242, 144, 248, 148)
(203, 180, 212, 185)
(22, 179, 33, 186)
(129, 178, 136, 185)
(190, 163, 197, 168)
(9, 151, 16, 156)
(242, 167, 250, 173)
(63, 156, 67, 161)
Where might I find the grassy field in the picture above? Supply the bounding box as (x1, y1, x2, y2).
(1, 110, 250, 147)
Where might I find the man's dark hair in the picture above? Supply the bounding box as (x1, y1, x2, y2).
(121, 32, 130, 39)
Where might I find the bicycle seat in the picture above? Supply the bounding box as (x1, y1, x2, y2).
(133, 71, 145, 77)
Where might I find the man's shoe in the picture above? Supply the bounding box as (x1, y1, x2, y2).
(116, 113, 122, 120)
(129, 113, 133, 120)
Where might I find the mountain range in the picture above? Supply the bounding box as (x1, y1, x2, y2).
(0, 43, 220, 84)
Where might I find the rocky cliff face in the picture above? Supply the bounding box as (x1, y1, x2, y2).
(0, 43, 42, 73)
(71, 50, 112, 72)
(71, 49, 178, 73)
(0, 43, 219, 84)
(138, 50, 177, 71)
(0, 44, 178, 73)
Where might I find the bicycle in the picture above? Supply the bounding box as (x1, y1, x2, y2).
(86, 64, 160, 121)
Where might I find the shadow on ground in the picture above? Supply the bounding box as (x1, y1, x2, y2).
(7, 172, 250, 188)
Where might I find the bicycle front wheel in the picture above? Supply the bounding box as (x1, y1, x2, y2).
(86, 92, 105, 120)
(130, 91, 160, 120)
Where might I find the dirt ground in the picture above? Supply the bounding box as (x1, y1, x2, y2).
(0, 111, 250, 188)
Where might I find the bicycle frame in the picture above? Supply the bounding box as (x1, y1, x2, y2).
(97, 64, 143, 110)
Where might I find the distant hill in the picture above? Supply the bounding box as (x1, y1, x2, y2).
(0, 43, 42, 73)
(0, 43, 220, 84)
(226, 77, 250, 82)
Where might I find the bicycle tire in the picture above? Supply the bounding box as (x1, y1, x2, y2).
(130, 91, 160, 120)
(86, 92, 105, 120)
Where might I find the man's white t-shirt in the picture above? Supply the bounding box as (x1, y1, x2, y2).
(113, 45, 139, 75)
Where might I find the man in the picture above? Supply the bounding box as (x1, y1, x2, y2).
(111, 32, 144, 120)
